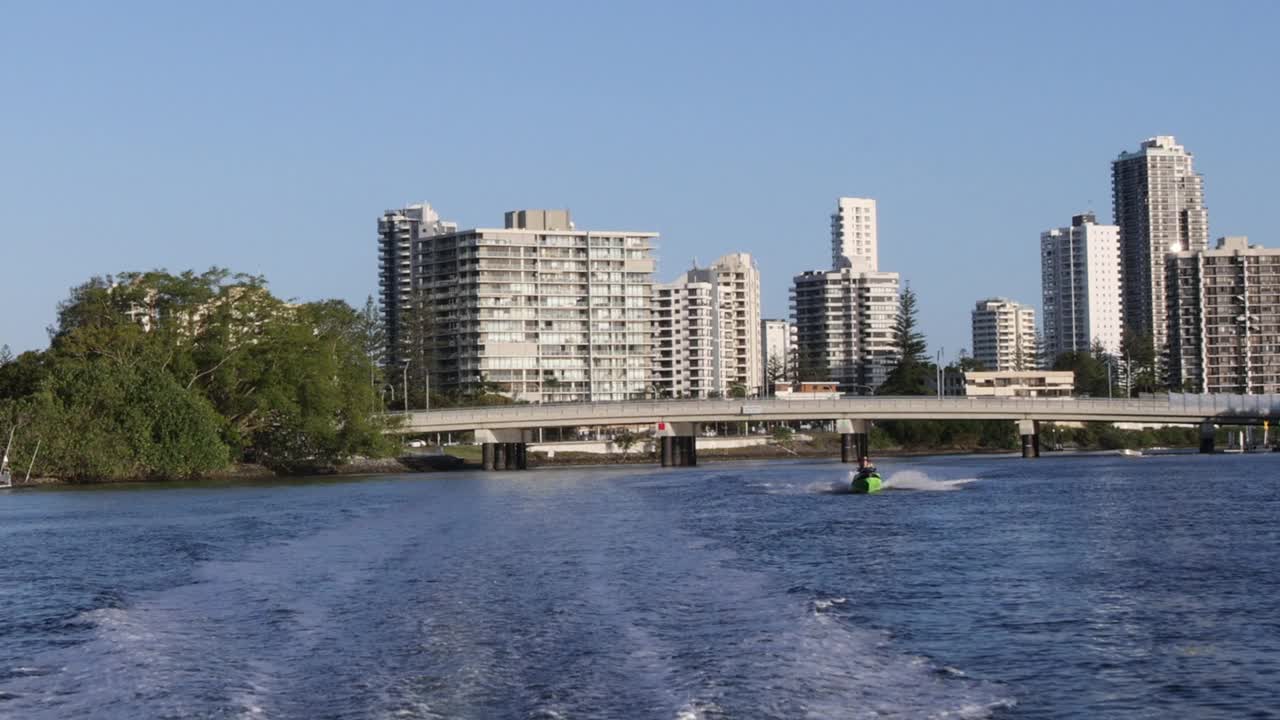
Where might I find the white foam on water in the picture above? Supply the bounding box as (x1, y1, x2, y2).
(756, 470, 980, 495)
(674, 700, 723, 719)
(813, 597, 847, 612)
(882, 470, 978, 492)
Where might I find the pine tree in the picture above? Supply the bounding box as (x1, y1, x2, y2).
(877, 286, 931, 395)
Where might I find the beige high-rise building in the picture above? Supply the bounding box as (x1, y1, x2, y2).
(653, 253, 762, 398)
(1112, 136, 1209, 350)
(831, 197, 878, 272)
(971, 298, 1037, 371)
(394, 207, 656, 403)
(1167, 237, 1280, 394)
(1040, 213, 1123, 360)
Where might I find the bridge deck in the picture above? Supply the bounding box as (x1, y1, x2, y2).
(392, 394, 1280, 434)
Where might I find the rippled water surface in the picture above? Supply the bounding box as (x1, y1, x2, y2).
(2, 453, 1279, 719)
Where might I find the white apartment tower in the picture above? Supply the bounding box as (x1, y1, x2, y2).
(1167, 237, 1280, 394)
(831, 197, 878, 272)
(1040, 212, 1123, 360)
(1112, 136, 1209, 350)
(794, 196, 898, 391)
(396, 207, 657, 403)
(761, 318, 794, 391)
(791, 268, 900, 390)
(971, 298, 1038, 371)
(377, 203, 457, 367)
(653, 253, 762, 398)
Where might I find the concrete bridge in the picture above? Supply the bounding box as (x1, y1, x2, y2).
(393, 393, 1280, 470)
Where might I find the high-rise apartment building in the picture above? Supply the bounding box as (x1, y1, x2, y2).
(794, 196, 898, 391)
(393, 207, 656, 403)
(1167, 237, 1280, 394)
(1112, 136, 1209, 350)
(1040, 213, 1122, 360)
(831, 197, 878, 272)
(761, 318, 794, 391)
(653, 254, 762, 398)
(377, 203, 456, 367)
(791, 268, 900, 390)
(971, 298, 1037, 371)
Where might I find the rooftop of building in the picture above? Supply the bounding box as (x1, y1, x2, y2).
(1115, 134, 1192, 160)
(1172, 236, 1277, 257)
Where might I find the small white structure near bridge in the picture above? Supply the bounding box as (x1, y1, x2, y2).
(964, 371, 1075, 398)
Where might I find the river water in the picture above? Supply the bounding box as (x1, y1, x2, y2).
(1, 453, 1278, 719)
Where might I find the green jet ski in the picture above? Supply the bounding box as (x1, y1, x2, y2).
(850, 468, 883, 494)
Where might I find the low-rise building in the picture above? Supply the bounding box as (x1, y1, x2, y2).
(774, 381, 842, 400)
(963, 370, 1074, 398)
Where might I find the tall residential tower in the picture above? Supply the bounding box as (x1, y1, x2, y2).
(831, 197, 878, 272)
(387, 207, 657, 403)
(653, 254, 762, 398)
(377, 203, 456, 368)
(1167, 237, 1280, 394)
(1040, 213, 1122, 360)
(794, 196, 899, 391)
(1112, 136, 1209, 349)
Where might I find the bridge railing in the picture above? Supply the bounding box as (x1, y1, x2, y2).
(389, 393, 1280, 427)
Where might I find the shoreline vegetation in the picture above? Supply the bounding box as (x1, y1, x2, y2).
(1, 269, 401, 486)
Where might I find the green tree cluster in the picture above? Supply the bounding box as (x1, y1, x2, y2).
(1043, 422, 1198, 450)
(877, 286, 933, 396)
(0, 269, 396, 481)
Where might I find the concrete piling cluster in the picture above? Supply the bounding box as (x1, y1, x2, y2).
(658, 436, 697, 467)
(481, 442, 528, 471)
(838, 432, 870, 464)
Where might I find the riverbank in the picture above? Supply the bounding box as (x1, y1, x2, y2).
(4, 454, 465, 488)
(9, 438, 1244, 487)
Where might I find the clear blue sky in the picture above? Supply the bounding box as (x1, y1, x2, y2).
(2, 1, 1277, 359)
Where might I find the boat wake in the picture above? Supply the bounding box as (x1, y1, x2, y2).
(882, 470, 978, 492)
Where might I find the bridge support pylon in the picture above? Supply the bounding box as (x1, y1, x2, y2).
(1019, 420, 1040, 459)
(836, 419, 871, 464)
(1200, 421, 1215, 454)
(655, 422, 698, 467)
(475, 430, 529, 471)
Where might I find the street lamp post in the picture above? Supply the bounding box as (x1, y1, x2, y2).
(401, 359, 411, 413)
(1104, 358, 1113, 399)
(936, 347, 944, 399)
